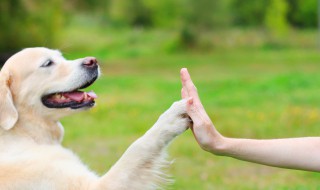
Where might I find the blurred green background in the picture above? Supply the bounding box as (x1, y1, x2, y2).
(1, 0, 320, 189)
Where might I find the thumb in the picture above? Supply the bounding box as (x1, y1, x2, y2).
(187, 97, 193, 105)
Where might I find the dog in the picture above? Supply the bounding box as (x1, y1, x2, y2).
(0, 47, 190, 190)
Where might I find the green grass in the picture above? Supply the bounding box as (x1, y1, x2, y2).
(60, 48, 320, 189)
(58, 21, 320, 189)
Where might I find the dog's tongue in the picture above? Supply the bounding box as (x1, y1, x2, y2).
(87, 91, 98, 99)
(62, 91, 84, 102)
(62, 91, 97, 102)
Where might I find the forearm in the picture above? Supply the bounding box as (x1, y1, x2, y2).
(215, 137, 320, 171)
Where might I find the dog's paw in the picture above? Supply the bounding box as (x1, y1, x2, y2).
(157, 99, 192, 137)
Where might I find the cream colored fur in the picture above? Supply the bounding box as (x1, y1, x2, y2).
(0, 48, 190, 190)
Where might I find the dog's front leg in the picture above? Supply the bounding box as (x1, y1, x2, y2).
(91, 99, 190, 190)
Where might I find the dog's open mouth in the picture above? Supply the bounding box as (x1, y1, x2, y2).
(41, 77, 98, 109)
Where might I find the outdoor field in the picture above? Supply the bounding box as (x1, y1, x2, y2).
(1, 1, 320, 189)
(58, 24, 320, 189)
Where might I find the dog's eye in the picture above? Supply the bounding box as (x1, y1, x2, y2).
(41, 60, 54, 67)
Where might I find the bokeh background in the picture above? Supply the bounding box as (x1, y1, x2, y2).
(1, 0, 320, 189)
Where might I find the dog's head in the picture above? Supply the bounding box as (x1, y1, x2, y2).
(0, 47, 100, 130)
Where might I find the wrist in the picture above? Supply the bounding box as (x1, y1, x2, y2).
(194, 122, 229, 155)
(207, 134, 229, 155)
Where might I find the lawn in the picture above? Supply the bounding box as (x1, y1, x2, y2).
(58, 22, 320, 189)
(58, 47, 320, 189)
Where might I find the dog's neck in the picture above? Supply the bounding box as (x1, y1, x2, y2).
(9, 113, 64, 144)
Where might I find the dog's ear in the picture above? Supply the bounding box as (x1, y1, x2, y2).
(0, 70, 18, 130)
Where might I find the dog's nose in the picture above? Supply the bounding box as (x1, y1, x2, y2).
(82, 57, 98, 68)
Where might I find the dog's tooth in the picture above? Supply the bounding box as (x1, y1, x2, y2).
(61, 96, 66, 100)
(84, 92, 88, 100)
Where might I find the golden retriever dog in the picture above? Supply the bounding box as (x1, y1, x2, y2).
(0, 47, 190, 190)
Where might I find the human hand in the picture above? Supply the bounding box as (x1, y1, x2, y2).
(180, 68, 225, 153)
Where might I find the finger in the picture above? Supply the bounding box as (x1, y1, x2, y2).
(181, 68, 210, 120)
(180, 68, 190, 88)
(181, 88, 189, 99)
(186, 97, 212, 125)
(180, 68, 200, 103)
(187, 97, 194, 105)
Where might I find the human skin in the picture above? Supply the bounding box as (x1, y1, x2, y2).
(180, 68, 320, 172)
